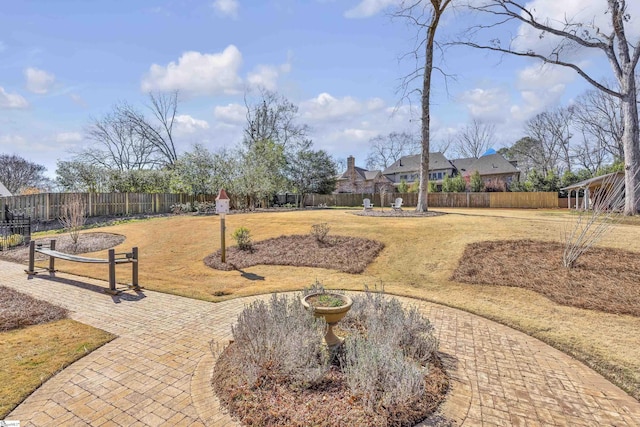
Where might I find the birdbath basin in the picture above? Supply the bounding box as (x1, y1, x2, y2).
(301, 292, 353, 347)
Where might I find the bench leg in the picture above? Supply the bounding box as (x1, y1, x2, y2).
(129, 247, 141, 291)
(25, 240, 36, 275)
(105, 249, 119, 295)
(48, 240, 56, 273)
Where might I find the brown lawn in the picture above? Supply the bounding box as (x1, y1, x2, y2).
(0, 287, 114, 418)
(3, 208, 640, 401)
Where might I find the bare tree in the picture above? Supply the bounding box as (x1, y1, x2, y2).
(80, 92, 179, 170)
(126, 91, 180, 168)
(572, 88, 624, 161)
(459, 0, 640, 214)
(0, 154, 48, 194)
(82, 103, 161, 171)
(396, 0, 453, 212)
(453, 119, 496, 158)
(365, 132, 420, 170)
(243, 88, 309, 151)
(524, 108, 573, 174)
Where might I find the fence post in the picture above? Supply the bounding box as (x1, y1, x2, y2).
(45, 193, 50, 221)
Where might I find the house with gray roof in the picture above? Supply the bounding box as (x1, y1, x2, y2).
(382, 152, 456, 189)
(334, 156, 394, 194)
(451, 154, 520, 187)
(0, 180, 11, 197)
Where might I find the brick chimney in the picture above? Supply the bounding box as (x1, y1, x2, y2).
(347, 156, 355, 174)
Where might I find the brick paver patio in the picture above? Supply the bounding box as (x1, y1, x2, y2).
(3, 259, 640, 426)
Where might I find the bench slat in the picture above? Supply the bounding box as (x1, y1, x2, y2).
(36, 249, 131, 264)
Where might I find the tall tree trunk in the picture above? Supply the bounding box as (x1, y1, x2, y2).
(621, 74, 640, 215)
(416, 15, 438, 212)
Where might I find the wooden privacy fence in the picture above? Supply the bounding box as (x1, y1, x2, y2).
(306, 192, 559, 209)
(0, 193, 216, 222)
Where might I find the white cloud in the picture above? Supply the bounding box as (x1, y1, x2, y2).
(300, 93, 385, 122)
(0, 87, 29, 109)
(510, 64, 575, 120)
(141, 46, 243, 95)
(512, 0, 640, 59)
(247, 65, 281, 91)
(174, 114, 210, 133)
(25, 67, 55, 94)
(212, 0, 239, 18)
(55, 132, 82, 143)
(459, 87, 511, 122)
(344, 0, 395, 18)
(69, 93, 87, 107)
(214, 103, 246, 124)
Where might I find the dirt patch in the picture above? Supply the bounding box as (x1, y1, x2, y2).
(452, 239, 640, 317)
(0, 232, 126, 264)
(212, 344, 449, 427)
(204, 235, 384, 274)
(0, 286, 68, 332)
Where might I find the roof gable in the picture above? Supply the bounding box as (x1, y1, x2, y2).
(0, 180, 11, 197)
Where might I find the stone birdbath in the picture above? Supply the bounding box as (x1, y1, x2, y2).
(301, 292, 353, 347)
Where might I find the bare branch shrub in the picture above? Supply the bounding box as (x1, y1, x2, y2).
(59, 193, 87, 251)
(563, 172, 638, 268)
(228, 293, 329, 388)
(310, 223, 330, 243)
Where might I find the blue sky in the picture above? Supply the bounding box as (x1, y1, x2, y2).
(0, 0, 635, 178)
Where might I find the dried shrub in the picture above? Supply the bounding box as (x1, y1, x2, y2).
(58, 193, 87, 251)
(193, 201, 216, 213)
(232, 226, 252, 251)
(170, 202, 193, 214)
(341, 291, 439, 410)
(212, 289, 448, 426)
(0, 286, 68, 331)
(310, 223, 330, 243)
(219, 293, 329, 388)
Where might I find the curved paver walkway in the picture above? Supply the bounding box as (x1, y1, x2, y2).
(3, 259, 640, 426)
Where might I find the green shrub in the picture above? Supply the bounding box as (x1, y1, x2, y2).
(470, 170, 484, 192)
(397, 179, 409, 193)
(193, 201, 216, 213)
(232, 227, 252, 251)
(1, 234, 24, 251)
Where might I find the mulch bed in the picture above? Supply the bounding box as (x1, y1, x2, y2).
(0, 286, 68, 331)
(452, 239, 640, 316)
(0, 233, 126, 264)
(212, 344, 450, 427)
(354, 210, 446, 218)
(204, 235, 384, 274)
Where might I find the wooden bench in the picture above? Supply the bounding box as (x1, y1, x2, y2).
(25, 240, 140, 295)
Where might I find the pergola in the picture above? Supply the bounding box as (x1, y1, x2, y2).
(560, 172, 624, 210)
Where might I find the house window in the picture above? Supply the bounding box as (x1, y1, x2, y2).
(437, 172, 443, 179)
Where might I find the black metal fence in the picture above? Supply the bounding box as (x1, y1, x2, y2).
(0, 212, 31, 251)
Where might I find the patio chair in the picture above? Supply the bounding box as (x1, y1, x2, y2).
(362, 198, 374, 211)
(391, 197, 403, 211)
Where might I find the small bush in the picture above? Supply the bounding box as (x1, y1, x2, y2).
(232, 227, 252, 251)
(310, 223, 330, 243)
(0, 234, 24, 251)
(226, 293, 329, 387)
(193, 201, 216, 214)
(170, 202, 193, 214)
